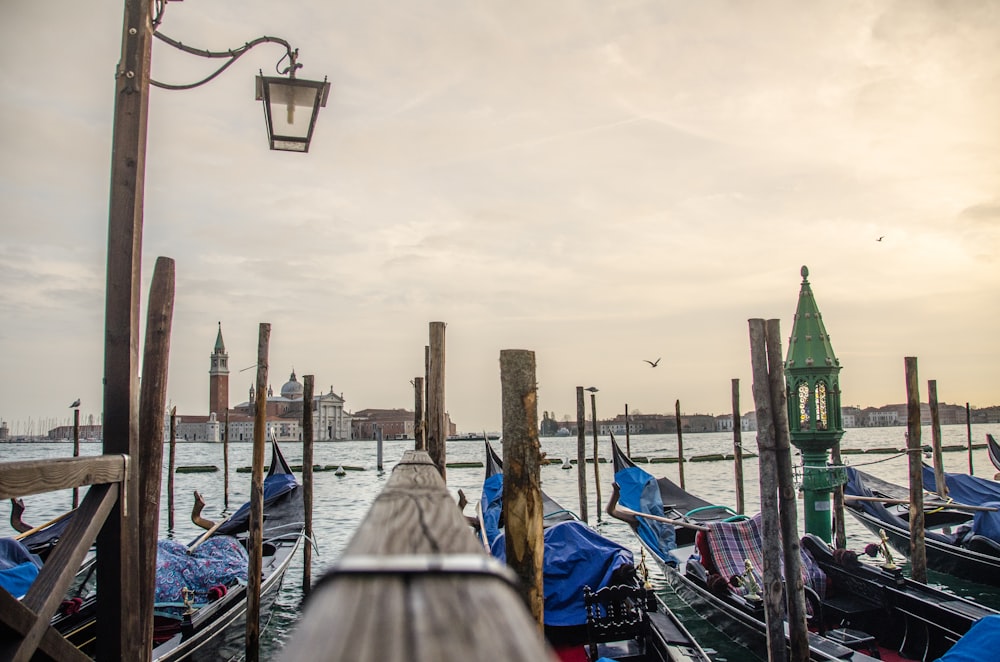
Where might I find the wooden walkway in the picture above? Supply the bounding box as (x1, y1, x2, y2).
(280, 450, 556, 661)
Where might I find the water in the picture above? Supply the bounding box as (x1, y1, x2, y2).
(4, 423, 1000, 659)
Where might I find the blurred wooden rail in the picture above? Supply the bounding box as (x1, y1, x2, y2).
(279, 450, 556, 662)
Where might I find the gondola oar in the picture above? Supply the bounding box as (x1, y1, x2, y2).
(613, 505, 710, 531)
(844, 494, 998, 512)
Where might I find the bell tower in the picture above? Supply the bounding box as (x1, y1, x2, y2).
(209, 322, 229, 416)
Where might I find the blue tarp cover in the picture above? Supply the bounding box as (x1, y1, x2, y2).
(489, 520, 634, 627)
(215, 472, 298, 536)
(935, 614, 1000, 662)
(613, 464, 679, 566)
(922, 466, 1000, 542)
(844, 468, 954, 544)
(154, 537, 248, 615)
(480, 471, 504, 547)
(0, 538, 42, 598)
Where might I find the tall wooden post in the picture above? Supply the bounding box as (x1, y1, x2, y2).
(765, 319, 809, 662)
(966, 402, 974, 475)
(590, 391, 601, 523)
(302, 375, 314, 597)
(624, 403, 631, 457)
(576, 387, 588, 522)
(500, 350, 544, 629)
(831, 437, 847, 550)
(136, 256, 175, 659)
(427, 322, 447, 480)
(247, 323, 271, 662)
(905, 357, 927, 583)
(98, 0, 154, 657)
(674, 400, 686, 489)
(223, 410, 230, 509)
(376, 426, 384, 472)
(928, 380, 947, 498)
(168, 407, 176, 531)
(748, 319, 789, 662)
(731, 379, 745, 515)
(413, 377, 425, 451)
(72, 408, 80, 509)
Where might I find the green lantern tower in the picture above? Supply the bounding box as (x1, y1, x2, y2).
(785, 266, 846, 542)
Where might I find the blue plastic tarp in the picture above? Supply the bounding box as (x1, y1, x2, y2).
(613, 464, 679, 566)
(921, 466, 1000, 543)
(0, 538, 42, 598)
(935, 614, 1000, 662)
(489, 520, 634, 627)
(480, 471, 504, 547)
(215, 472, 298, 536)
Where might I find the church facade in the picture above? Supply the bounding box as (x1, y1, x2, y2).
(172, 324, 352, 442)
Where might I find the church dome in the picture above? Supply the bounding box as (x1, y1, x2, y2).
(281, 370, 304, 399)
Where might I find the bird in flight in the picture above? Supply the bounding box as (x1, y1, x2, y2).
(877, 236, 884, 242)
(643, 358, 661, 368)
(69, 398, 81, 408)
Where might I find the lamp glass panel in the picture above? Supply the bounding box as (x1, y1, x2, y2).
(267, 82, 320, 140)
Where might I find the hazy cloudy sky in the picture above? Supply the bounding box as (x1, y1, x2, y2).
(2, 1, 998, 434)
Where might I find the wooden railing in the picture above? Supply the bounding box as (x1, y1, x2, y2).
(0, 456, 128, 662)
(279, 450, 556, 661)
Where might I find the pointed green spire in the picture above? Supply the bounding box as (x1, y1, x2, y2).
(214, 322, 226, 353)
(785, 266, 839, 372)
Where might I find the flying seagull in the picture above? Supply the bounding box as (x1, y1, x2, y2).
(643, 358, 661, 368)
(69, 398, 81, 408)
(877, 236, 884, 242)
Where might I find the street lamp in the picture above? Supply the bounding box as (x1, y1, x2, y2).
(256, 69, 330, 153)
(99, 2, 330, 659)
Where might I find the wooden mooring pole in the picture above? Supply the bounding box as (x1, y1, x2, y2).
(500, 349, 544, 628)
(136, 256, 174, 658)
(168, 406, 176, 532)
(965, 402, 974, 475)
(831, 437, 847, 550)
(247, 323, 271, 662)
(223, 410, 230, 509)
(589, 389, 601, 523)
(674, 399, 685, 490)
(929, 380, 947, 499)
(376, 426, 384, 473)
(905, 357, 927, 583)
(72, 407, 80, 509)
(302, 374, 315, 597)
(413, 376, 425, 451)
(427, 322, 447, 480)
(575, 386, 588, 522)
(624, 403, 631, 457)
(731, 379, 745, 515)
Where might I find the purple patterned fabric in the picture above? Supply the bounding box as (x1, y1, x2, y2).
(704, 514, 825, 599)
(154, 537, 248, 615)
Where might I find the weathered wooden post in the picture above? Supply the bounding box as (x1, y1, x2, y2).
(764, 319, 809, 662)
(376, 425, 384, 473)
(168, 405, 176, 531)
(831, 437, 847, 550)
(731, 379, 745, 515)
(965, 402, 974, 475)
(302, 374, 315, 597)
(624, 403, 631, 457)
(749, 319, 798, 662)
(905, 357, 927, 583)
(247, 323, 271, 662)
(674, 399, 685, 489)
(928, 380, 947, 499)
(136, 256, 175, 658)
(587, 388, 601, 523)
(576, 386, 588, 522)
(72, 406, 80, 509)
(223, 410, 230, 509)
(501, 349, 544, 629)
(427, 322, 447, 480)
(413, 376, 425, 451)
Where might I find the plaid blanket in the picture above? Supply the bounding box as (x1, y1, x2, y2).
(703, 513, 825, 599)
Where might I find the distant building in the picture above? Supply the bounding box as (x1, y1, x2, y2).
(352, 408, 456, 440)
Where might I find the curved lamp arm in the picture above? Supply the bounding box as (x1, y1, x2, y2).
(151, 32, 302, 91)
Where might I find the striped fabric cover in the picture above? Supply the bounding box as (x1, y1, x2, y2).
(704, 513, 825, 598)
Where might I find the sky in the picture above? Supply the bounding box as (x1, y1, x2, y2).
(1, 1, 998, 435)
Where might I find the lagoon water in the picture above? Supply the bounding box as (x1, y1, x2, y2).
(5, 423, 1000, 659)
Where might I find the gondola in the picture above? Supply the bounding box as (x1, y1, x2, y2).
(608, 436, 995, 661)
(477, 441, 710, 662)
(988, 433, 1000, 475)
(51, 437, 304, 661)
(842, 466, 1000, 586)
